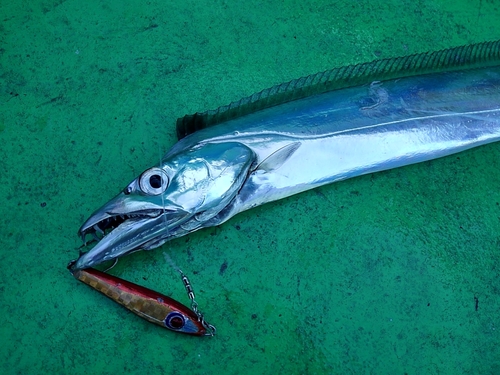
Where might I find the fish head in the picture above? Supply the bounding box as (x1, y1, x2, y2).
(73, 142, 254, 269)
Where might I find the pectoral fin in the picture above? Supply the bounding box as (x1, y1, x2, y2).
(256, 141, 301, 173)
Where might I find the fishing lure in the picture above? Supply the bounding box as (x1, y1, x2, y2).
(68, 263, 215, 336)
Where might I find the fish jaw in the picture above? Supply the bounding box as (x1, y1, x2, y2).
(78, 187, 181, 243)
(74, 211, 191, 270)
(75, 184, 192, 270)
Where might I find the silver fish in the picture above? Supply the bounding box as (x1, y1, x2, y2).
(73, 41, 500, 270)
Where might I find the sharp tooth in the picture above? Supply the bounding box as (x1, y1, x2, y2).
(92, 232, 101, 242)
(120, 215, 125, 219)
(93, 224, 104, 235)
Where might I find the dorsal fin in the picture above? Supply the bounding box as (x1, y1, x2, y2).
(176, 40, 500, 140)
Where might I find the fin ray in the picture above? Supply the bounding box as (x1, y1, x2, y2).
(177, 40, 500, 140)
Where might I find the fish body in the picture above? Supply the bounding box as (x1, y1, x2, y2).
(71, 267, 213, 335)
(168, 66, 500, 216)
(74, 41, 500, 270)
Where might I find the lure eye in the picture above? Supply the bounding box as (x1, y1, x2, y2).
(164, 312, 186, 330)
(139, 167, 169, 195)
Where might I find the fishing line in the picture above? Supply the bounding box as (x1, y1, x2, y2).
(159, 145, 169, 234)
(159, 144, 173, 257)
(158, 145, 180, 274)
(157, 148, 214, 334)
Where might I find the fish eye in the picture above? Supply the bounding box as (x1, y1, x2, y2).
(164, 312, 186, 330)
(139, 167, 169, 195)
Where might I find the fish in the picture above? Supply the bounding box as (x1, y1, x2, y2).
(68, 265, 215, 336)
(73, 40, 500, 270)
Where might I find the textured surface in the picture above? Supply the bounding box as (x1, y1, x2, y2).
(1, 0, 500, 374)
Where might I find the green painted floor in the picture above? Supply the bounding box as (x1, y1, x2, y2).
(1, 0, 499, 374)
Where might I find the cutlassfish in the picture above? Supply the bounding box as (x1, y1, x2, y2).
(72, 40, 500, 270)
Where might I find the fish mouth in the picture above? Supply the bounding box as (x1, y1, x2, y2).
(78, 209, 162, 244)
(74, 207, 190, 270)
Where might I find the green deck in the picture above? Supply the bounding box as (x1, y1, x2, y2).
(1, 1, 499, 374)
